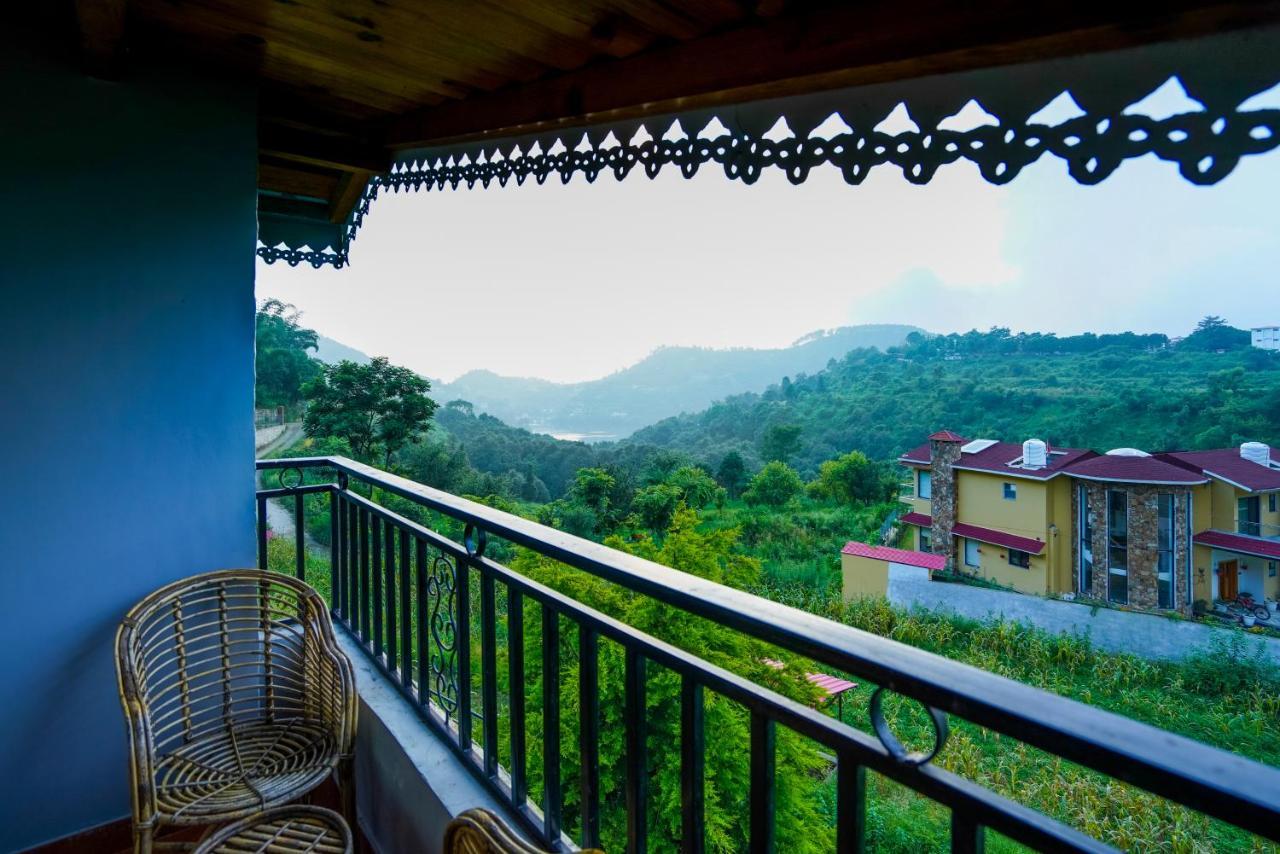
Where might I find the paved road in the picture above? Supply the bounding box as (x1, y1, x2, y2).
(887, 565, 1280, 665)
(256, 422, 325, 555)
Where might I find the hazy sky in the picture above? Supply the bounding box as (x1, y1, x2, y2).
(259, 90, 1280, 384)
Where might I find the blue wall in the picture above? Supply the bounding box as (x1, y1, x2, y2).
(0, 38, 258, 851)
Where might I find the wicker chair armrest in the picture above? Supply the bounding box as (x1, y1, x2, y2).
(305, 593, 358, 754)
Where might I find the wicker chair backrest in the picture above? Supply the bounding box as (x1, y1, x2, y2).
(119, 570, 339, 754)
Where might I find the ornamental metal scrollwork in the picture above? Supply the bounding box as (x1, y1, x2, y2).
(869, 686, 949, 767)
(426, 550, 460, 720)
(257, 31, 1280, 269)
(276, 467, 303, 490)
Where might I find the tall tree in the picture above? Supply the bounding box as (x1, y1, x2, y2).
(302, 357, 437, 467)
(716, 451, 748, 497)
(810, 450, 885, 504)
(760, 422, 802, 463)
(743, 461, 804, 506)
(255, 298, 321, 408)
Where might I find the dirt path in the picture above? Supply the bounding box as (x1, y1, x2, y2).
(256, 422, 326, 556)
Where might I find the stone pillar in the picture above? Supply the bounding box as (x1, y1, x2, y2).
(1086, 483, 1109, 601)
(1127, 489, 1159, 610)
(928, 431, 963, 570)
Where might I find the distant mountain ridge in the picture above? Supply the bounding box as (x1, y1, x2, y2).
(432, 324, 924, 439)
(314, 335, 371, 366)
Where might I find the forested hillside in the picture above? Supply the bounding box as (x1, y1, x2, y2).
(434, 323, 921, 437)
(627, 324, 1280, 476)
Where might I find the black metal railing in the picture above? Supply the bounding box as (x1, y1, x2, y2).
(257, 456, 1280, 853)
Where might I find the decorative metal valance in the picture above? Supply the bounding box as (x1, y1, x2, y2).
(258, 26, 1280, 269)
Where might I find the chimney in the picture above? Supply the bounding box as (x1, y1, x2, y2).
(928, 430, 963, 569)
(1241, 442, 1272, 467)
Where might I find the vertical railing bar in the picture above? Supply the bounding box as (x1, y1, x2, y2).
(359, 506, 370, 643)
(329, 489, 340, 616)
(371, 514, 383, 656)
(509, 587, 527, 809)
(416, 537, 430, 706)
(541, 604, 562, 843)
(348, 494, 359, 635)
(579, 626, 601, 849)
(481, 572, 499, 779)
(456, 549, 473, 751)
(680, 676, 705, 854)
(294, 490, 306, 580)
(399, 527, 412, 691)
(625, 647, 647, 854)
(836, 753, 866, 854)
(256, 495, 268, 570)
(951, 813, 985, 854)
(749, 712, 776, 854)
(384, 518, 397, 673)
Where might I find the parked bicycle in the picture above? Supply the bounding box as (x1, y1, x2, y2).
(1228, 592, 1271, 621)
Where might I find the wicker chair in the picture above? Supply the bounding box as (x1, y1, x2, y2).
(116, 569, 357, 854)
(444, 808, 604, 853)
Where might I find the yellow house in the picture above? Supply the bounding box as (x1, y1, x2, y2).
(840, 541, 945, 601)
(899, 433, 1089, 595)
(900, 431, 1280, 615)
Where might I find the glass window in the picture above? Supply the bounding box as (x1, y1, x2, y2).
(1079, 484, 1093, 595)
(1003, 482, 1017, 501)
(964, 539, 980, 568)
(918, 470, 932, 500)
(1238, 496, 1260, 536)
(919, 527, 931, 552)
(1008, 549, 1031, 569)
(1269, 561, 1277, 578)
(1270, 493, 1277, 513)
(1157, 493, 1174, 609)
(1107, 489, 1128, 605)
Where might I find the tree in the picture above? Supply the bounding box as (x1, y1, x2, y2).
(666, 465, 724, 509)
(302, 357, 437, 467)
(743, 461, 804, 506)
(811, 451, 884, 504)
(569, 467, 616, 516)
(716, 451, 748, 497)
(631, 483, 683, 531)
(1182, 317, 1250, 351)
(255, 299, 321, 408)
(760, 423, 802, 463)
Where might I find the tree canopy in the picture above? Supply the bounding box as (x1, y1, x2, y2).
(302, 357, 438, 466)
(255, 299, 321, 408)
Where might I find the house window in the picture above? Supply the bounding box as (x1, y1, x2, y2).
(1270, 561, 1277, 578)
(1270, 493, 1277, 513)
(919, 527, 932, 552)
(964, 539, 980, 568)
(918, 470, 932, 500)
(1157, 493, 1174, 609)
(1238, 496, 1261, 536)
(1008, 549, 1031, 569)
(1078, 484, 1093, 595)
(1107, 489, 1128, 605)
(1003, 483, 1017, 501)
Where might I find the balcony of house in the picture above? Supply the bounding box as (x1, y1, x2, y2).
(245, 456, 1280, 852)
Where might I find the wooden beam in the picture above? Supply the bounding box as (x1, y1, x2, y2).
(329, 170, 373, 224)
(74, 0, 128, 79)
(259, 123, 390, 175)
(386, 0, 1280, 149)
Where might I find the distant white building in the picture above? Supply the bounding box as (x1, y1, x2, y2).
(1252, 326, 1280, 351)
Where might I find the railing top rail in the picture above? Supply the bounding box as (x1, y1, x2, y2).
(257, 455, 1280, 839)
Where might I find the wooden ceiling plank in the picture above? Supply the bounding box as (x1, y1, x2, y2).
(387, 0, 1280, 148)
(74, 0, 128, 78)
(258, 161, 340, 202)
(259, 124, 389, 174)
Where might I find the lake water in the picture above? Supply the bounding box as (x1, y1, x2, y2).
(540, 428, 620, 443)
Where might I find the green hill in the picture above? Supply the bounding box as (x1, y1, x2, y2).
(625, 328, 1280, 476)
(434, 324, 922, 439)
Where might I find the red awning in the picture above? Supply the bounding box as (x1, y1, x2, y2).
(898, 512, 1044, 555)
(1193, 530, 1280, 561)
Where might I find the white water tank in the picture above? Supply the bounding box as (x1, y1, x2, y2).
(1241, 442, 1272, 466)
(1022, 438, 1048, 469)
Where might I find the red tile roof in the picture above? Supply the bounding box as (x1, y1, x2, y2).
(899, 439, 1094, 480)
(841, 540, 946, 570)
(1065, 453, 1208, 485)
(928, 430, 965, 441)
(897, 513, 1045, 555)
(1159, 449, 1280, 493)
(1193, 530, 1280, 561)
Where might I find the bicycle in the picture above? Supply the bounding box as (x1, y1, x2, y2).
(1228, 592, 1271, 621)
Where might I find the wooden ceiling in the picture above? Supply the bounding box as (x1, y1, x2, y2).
(65, 0, 1280, 228)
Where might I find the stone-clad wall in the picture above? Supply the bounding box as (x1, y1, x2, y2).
(929, 436, 962, 570)
(1079, 483, 1191, 613)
